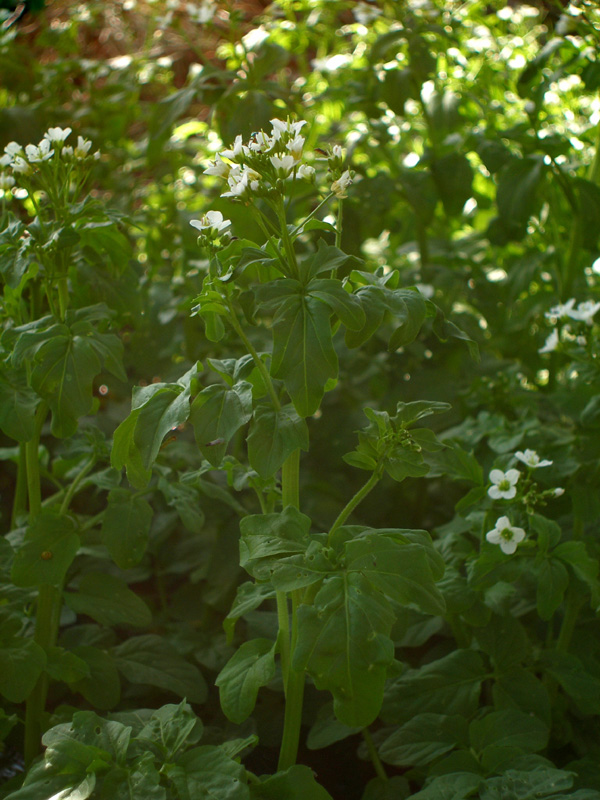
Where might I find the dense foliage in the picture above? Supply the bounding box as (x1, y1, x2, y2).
(1, 1, 600, 798)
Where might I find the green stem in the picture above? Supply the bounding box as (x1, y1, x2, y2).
(290, 192, 335, 238)
(328, 470, 380, 546)
(587, 122, 600, 186)
(556, 587, 584, 653)
(362, 728, 388, 782)
(277, 199, 299, 278)
(25, 403, 48, 518)
(276, 591, 291, 689)
(225, 298, 281, 412)
(12, 443, 28, 528)
(59, 457, 95, 516)
(335, 199, 343, 250)
(277, 449, 304, 770)
(57, 276, 69, 320)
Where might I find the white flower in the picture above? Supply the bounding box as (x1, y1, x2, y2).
(488, 468, 520, 500)
(11, 156, 31, 174)
(353, 1, 383, 25)
(270, 154, 296, 177)
(331, 169, 353, 198)
(569, 300, 600, 325)
(539, 328, 559, 354)
(187, 0, 216, 23)
(221, 165, 260, 198)
(545, 298, 576, 321)
(515, 449, 552, 468)
(190, 210, 231, 235)
(285, 134, 305, 162)
(332, 144, 344, 160)
(553, 487, 565, 497)
(204, 156, 230, 179)
(248, 130, 274, 153)
(486, 515, 526, 555)
(270, 118, 307, 141)
(4, 142, 23, 159)
(297, 163, 315, 181)
(25, 139, 54, 163)
(74, 136, 93, 158)
(44, 127, 72, 143)
(221, 135, 248, 162)
(0, 173, 15, 190)
(0, 154, 11, 168)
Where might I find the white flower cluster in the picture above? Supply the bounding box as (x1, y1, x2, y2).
(539, 297, 600, 353)
(203, 118, 316, 200)
(0, 127, 96, 179)
(189, 210, 231, 241)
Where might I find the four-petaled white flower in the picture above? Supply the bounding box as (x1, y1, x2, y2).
(44, 127, 72, 143)
(570, 300, 600, 325)
(486, 516, 526, 555)
(204, 157, 231, 179)
(190, 210, 231, 235)
(74, 136, 93, 158)
(488, 468, 520, 499)
(331, 169, 353, 198)
(285, 134, 305, 162)
(25, 139, 54, 163)
(297, 163, 315, 181)
(270, 154, 296, 177)
(545, 298, 576, 321)
(539, 328, 559, 354)
(221, 135, 248, 162)
(553, 487, 565, 497)
(515, 449, 552, 468)
(270, 118, 307, 140)
(0, 173, 15, 190)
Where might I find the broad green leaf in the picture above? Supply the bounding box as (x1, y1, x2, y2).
(250, 765, 333, 799)
(431, 152, 474, 217)
(344, 285, 386, 348)
(382, 650, 487, 725)
(190, 381, 253, 467)
(476, 615, 529, 672)
(0, 638, 46, 702)
(216, 638, 276, 724)
(541, 649, 600, 715)
(247, 404, 309, 478)
(294, 573, 395, 727)
(536, 558, 569, 620)
(63, 573, 152, 628)
(479, 767, 576, 800)
(345, 535, 445, 615)
(492, 667, 552, 727)
(408, 772, 483, 800)
(308, 279, 365, 331)
(101, 488, 153, 569)
(112, 635, 207, 703)
(99, 758, 167, 800)
(362, 776, 411, 800)
(553, 541, 600, 610)
(306, 703, 361, 750)
(223, 582, 276, 642)
(0, 365, 39, 442)
(164, 744, 250, 800)
(379, 713, 468, 767)
(137, 702, 203, 761)
(298, 241, 356, 283)
(11, 511, 80, 587)
(469, 709, 549, 773)
(387, 289, 427, 350)
(159, 479, 205, 534)
(110, 411, 151, 489)
(70, 646, 121, 710)
(43, 711, 131, 763)
(239, 505, 312, 581)
(271, 294, 337, 418)
(494, 156, 545, 241)
(45, 646, 90, 684)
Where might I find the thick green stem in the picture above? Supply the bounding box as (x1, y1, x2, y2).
(328, 470, 380, 546)
(57, 275, 69, 321)
(362, 727, 388, 782)
(59, 457, 95, 516)
(277, 449, 304, 769)
(556, 587, 585, 653)
(335, 200, 343, 250)
(12, 443, 28, 528)
(277, 199, 299, 278)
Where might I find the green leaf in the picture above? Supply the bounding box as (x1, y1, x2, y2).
(492, 667, 552, 727)
(0, 364, 39, 442)
(190, 381, 253, 467)
(271, 294, 338, 418)
(431, 153, 474, 216)
(541, 650, 600, 715)
(112, 635, 207, 703)
(387, 289, 427, 350)
(223, 582, 276, 642)
(63, 573, 152, 628)
(137, 702, 203, 761)
(298, 241, 356, 283)
(250, 765, 333, 799)
(159, 479, 205, 534)
(294, 573, 395, 727)
(247, 404, 309, 478)
(344, 285, 386, 348)
(101, 488, 153, 569)
(493, 156, 545, 241)
(45, 646, 90, 684)
(382, 650, 487, 725)
(553, 541, 600, 610)
(239, 505, 312, 582)
(476, 615, 529, 672)
(308, 279, 365, 331)
(469, 709, 549, 773)
(70, 646, 121, 710)
(345, 534, 445, 616)
(164, 744, 250, 800)
(478, 767, 576, 800)
(216, 638, 276, 724)
(0, 638, 46, 702)
(379, 713, 468, 767)
(407, 772, 483, 800)
(536, 557, 569, 620)
(11, 511, 80, 587)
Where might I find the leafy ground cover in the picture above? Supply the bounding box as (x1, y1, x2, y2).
(1, 0, 600, 798)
